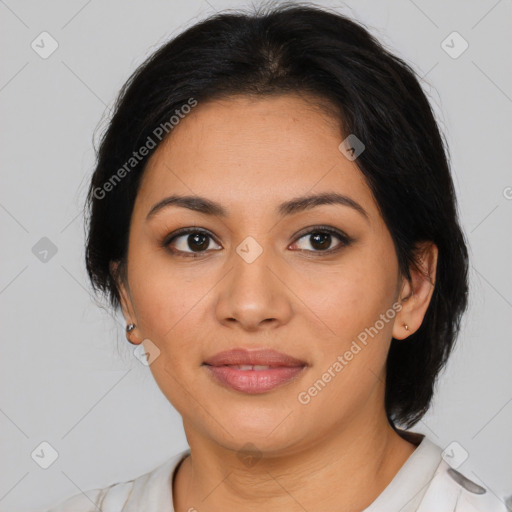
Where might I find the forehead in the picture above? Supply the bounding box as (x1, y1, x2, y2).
(135, 94, 378, 219)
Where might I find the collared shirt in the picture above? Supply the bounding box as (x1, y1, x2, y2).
(46, 433, 508, 511)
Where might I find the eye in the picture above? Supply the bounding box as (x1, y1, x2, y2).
(163, 225, 353, 257)
(163, 228, 221, 256)
(290, 226, 352, 254)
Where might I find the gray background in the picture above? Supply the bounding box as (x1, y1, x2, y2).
(0, 0, 511, 510)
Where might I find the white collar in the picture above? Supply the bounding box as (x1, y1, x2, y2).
(118, 434, 506, 512)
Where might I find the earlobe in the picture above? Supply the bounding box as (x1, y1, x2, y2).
(393, 242, 438, 340)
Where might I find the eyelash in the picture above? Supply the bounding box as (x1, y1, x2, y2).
(161, 225, 354, 258)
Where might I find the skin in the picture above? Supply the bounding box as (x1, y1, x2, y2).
(114, 94, 438, 512)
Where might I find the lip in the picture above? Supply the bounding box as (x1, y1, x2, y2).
(203, 348, 308, 394)
(204, 348, 307, 367)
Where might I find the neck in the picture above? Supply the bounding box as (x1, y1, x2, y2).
(173, 413, 418, 512)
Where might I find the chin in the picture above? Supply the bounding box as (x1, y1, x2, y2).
(210, 410, 305, 452)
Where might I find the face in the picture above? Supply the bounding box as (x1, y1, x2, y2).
(117, 94, 417, 455)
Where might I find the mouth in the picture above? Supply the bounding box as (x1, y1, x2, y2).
(203, 348, 308, 394)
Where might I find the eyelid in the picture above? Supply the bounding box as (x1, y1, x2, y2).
(290, 225, 353, 252)
(162, 227, 221, 253)
(162, 225, 353, 255)
(293, 224, 353, 243)
(162, 227, 216, 245)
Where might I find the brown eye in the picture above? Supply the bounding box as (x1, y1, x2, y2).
(309, 232, 332, 250)
(291, 227, 352, 253)
(164, 229, 221, 255)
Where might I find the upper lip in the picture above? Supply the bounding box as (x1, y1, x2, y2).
(203, 348, 307, 367)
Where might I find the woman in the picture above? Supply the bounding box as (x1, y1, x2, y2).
(47, 3, 507, 511)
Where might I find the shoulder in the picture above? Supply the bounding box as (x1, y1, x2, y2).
(448, 466, 510, 512)
(45, 482, 131, 512)
(418, 459, 509, 512)
(45, 449, 190, 512)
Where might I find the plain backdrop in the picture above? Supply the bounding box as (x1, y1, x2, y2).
(0, 0, 511, 510)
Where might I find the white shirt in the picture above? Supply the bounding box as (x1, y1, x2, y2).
(46, 433, 508, 511)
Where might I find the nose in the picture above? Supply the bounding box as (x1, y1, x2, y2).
(215, 241, 294, 332)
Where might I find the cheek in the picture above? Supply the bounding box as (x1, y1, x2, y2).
(127, 256, 208, 406)
(301, 246, 398, 342)
(126, 248, 209, 351)
(126, 252, 238, 414)
(296, 266, 396, 419)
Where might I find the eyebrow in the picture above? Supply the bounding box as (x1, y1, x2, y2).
(146, 192, 369, 222)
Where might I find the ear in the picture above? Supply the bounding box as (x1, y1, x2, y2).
(392, 241, 438, 340)
(110, 260, 141, 343)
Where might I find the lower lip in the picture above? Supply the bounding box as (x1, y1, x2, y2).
(205, 365, 306, 394)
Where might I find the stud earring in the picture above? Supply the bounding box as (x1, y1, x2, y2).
(404, 324, 409, 331)
(125, 323, 139, 345)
